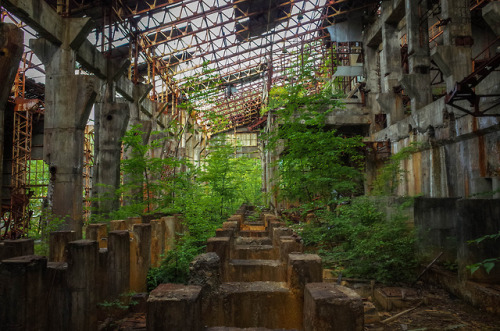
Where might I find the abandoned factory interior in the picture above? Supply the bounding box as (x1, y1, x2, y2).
(0, 0, 500, 330)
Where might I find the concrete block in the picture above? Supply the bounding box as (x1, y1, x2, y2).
(0, 255, 48, 330)
(130, 224, 151, 293)
(304, 283, 364, 331)
(373, 287, 419, 311)
(207, 237, 230, 280)
(49, 231, 78, 262)
(287, 253, 323, 293)
(147, 284, 202, 331)
(0, 238, 34, 261)
(205, 282, 302, 329)
(86, 223, 107, 249)
(108, 230, 130, 298)
(67, 240, 99, 331)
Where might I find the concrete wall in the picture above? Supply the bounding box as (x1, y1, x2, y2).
(414, 197, 500, 283)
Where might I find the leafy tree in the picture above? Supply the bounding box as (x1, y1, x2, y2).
(263, 46, 364, 211)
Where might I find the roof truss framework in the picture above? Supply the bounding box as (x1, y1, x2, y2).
(3, 0, 381, 130)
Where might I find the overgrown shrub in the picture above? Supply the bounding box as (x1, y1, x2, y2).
(295, 197, 417, 283)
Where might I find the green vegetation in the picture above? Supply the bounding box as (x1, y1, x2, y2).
(265, 47, 417, 283)
(467, 231, 500, 275)
(295, 197, 416, 283)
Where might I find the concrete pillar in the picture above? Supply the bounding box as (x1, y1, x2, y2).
(147, 284, 202, 331)
(431, 0, 473, 90)
(67, 240, 98, 331)
(0, 24, 23, 204)
(108, 230, 130, 298)
(31, 30, 100, 237)
(122, 98, 152, 207)
(303, 283, 364, 331)
(86, 223, 108, 248)
(150, 219, 166, 267)
(0, 238, 34, 260)
(92, 90, 130, 217)
(0, 255, 48, 330)
(130, 223, 151, 293)
(47, 262, 70, 331)
(49, 230, 78, 262)
(97, 247, 109, 304)
(401, 0, 432, 111)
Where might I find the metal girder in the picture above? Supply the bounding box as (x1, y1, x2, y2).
(445, 52, 500, 116)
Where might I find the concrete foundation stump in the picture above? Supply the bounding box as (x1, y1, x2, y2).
(108, 230, 130, 298)
(304, 283, 364, 331)
(147, 283, 202, 331)
(67, 240, 99, 331)
(0, 255, 48, 330)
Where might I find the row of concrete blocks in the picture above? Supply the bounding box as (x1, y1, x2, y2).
(147, 251, 364, 330)
(146, 214, 365, 330)
(0, 216, 180, 331)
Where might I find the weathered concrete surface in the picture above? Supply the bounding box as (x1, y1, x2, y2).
(31, 34, 100, 237)
(108, 230, 130, 298)
(414, 197, 460, 263)
(49, 231, 78, 262)
(204, 282, 302, 329)
(189, 252, 221, 292)
(46, 262, 70, 331)
(147, 283, 202, 331)
(130, 224, 151, 292)
(0, 255, 48, 330)
(0, 238, 34, 260)
(303, 283, 364, 331)
(232, 244, 276, 260)
(0, 23, 24, 197)
(67, 240, 98, 331)
(483, 2, 500, 36)
(92, 96, 130, 216)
